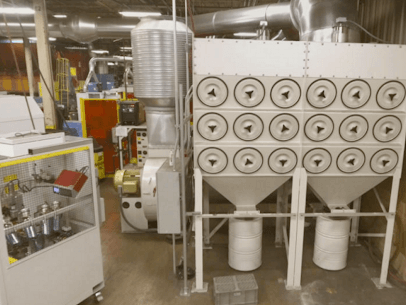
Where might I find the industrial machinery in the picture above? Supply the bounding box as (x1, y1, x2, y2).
(119, 100, 145, 126)
(113, 17, 193, 235)
(192, 0, 406, 294)
(0, 96, 104, 304)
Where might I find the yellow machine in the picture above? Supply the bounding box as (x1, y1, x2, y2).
(114, 169, 140, 194)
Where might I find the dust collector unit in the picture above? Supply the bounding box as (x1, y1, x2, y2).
(131, 18, 191, 107)
(131, 18, 192, 149)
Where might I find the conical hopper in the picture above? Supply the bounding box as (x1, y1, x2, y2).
(307, 176, 387, 209)
(204, 176, 290, 211)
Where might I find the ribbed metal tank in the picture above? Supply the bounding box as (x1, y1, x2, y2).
(131, 18, 192, 108)
(229, 217, 263, 271)
(313, 216, 351, 271)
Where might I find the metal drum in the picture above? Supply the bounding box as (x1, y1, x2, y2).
(229, 217, 262, 271)
(313, 216, 351, 271)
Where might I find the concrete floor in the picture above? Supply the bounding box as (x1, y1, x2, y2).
(79, 179, 406, 305)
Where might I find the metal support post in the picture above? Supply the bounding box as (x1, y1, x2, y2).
(292, 169, 308, 290)
(23, 37, 35, 97)
(118, 137, 124, 170)
(192, 169, 208, 293)
(350, 197, 362, 245)
(285, 168, 301, 289)
(276, 183, 289, 247)
(373, 169, 401, 288)
(33, 0, 57, 129)
(172, 234, 177, 275)
(203, 182, 211, 246)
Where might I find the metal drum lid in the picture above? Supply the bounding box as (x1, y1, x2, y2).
(198, 148, 228, 174)
(197, 77, 228, 107)
(339, 115, 368, 142)
(234, 148, 263, 174)
(269, 148, 298, 174)
(307, 79, 337, 108)
(337, 148, 365, 173)
(373, 115, 402, 142)
(370, 149, 398, 174)
(305, 114, 334, 142)
(271, 79, 301, 108)
(270, 114, 299, 141)
(233, 114, 264, 141)
(303, 148, 332, 174)
(377, 81, 406, 110)
(234, 78, 265, 107)
(197, 113, 228, 141)
(342, 80, 371, 109)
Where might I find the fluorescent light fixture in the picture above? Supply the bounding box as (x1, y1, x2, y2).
(233, 32, 257, 37)
(53, 14, 67, 18)
(0, 22, 35, 27)
(0, 7, 34, 15)
(29, 37, 56, 41)
(65, 46, 88, 50)
(113, 55, 133, 60)
(91, 50, 109, 54)
(0, 39, 23, 43)
(119, 11, 161, 17)
(120, 47, 132, 50)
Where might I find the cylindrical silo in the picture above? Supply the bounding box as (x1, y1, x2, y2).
(131, 18, 192, 149)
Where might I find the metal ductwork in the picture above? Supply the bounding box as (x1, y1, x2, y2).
(59, 16, 139, 43)
(0, 16, 139, 43)
(193, 0, 360, 42)
(192, 2, 293, 35)
(0, 1, 360, 43)
(290, 0, 360, 42)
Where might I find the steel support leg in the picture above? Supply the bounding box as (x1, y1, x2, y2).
(286, 169, 301, 289)
(275, 186, 284, 247)
(374, 169, 401, 288)
(350, 197, 362, 245)
(292, 169, 307, 289)
(192, 169, 208, 293)
(203, 182, 211, 246)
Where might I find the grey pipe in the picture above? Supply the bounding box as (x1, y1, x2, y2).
(83, 57, 132, 92)
(0, 1, 361, 43)
(290, 0, 360, 42)
(192, 2, 293, 35)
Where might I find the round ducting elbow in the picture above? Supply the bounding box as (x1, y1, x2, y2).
(59, 15, 99, 43)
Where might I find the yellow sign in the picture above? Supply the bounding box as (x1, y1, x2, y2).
(70, 67, 77, 77)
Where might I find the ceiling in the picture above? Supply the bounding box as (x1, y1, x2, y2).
(12, 0, 281, 18)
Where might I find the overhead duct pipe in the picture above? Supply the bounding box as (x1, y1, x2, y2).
(193, 0, 360, 42)
(0, 1, 360, 43)
(192, 2, 293, 35)
(0, 16, 140, 43)
(290, 0, 360, 42)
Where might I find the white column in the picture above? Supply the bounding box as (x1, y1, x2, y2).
(379, 169, 401, 286)
(293, 169, 308, 289)
(23, 38, 35, 97)
(33, 0, 57, 129)
(286, 168, 301, 289)
(203, 182, 210, 245)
